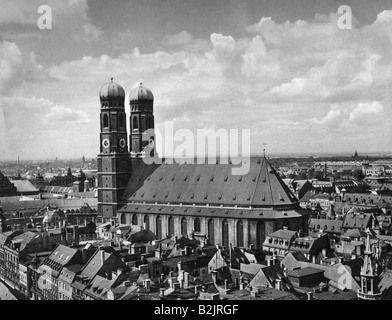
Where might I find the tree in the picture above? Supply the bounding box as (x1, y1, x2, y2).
(307, 168, 315, 179)
(314, 171, 325, 180)
(297, 172, 307, 180)
(352, 169, 365, 181)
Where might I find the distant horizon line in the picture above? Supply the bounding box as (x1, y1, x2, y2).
(1, 150, 392, 162)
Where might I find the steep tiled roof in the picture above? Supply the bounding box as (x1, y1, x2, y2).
(123, 157, 298, 208)
(267, 229, 297, 240)
(84, 275, 115, 300)
(308, 219, 343, 234)
(0, 196, 97, 214)
(288, 267, 324, 278)
(10, 180, 39, 193)
(342, 213, 372, 229)
(46, 244, 79, 267)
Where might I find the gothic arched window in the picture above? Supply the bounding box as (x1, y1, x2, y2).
(237, 220, 244, 247)
(168, 216, 175, 236)
(119, 113, 125, 128)
(181, 217, 187, 236)
(156, 216, 162, 240)
(144, 215, 150, 230)
(132, 214, 138, 225)
(133, 116, 138, 130)
(194, 217, 201, 233)
(208, 219, 215, 245)
(222, 219, 229, 248)
(103, 114, 109, 128)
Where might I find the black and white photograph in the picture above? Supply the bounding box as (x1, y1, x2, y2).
(1, 0, 392, 307)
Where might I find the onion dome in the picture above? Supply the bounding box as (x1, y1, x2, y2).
(99, 78, 125, 100)
(129, 82, 154, 102)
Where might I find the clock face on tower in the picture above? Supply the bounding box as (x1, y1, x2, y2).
(102, 138, 110, 149)
(119, 138, 126, 149)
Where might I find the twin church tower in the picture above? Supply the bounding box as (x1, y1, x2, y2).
(97, 79, 155, 221)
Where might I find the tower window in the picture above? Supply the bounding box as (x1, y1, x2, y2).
(133, 116, 138, 130)
(119, 113, 125, 128)
(103, 114, 109, 128)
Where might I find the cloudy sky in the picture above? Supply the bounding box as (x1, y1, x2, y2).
(1, 0, 392, 160)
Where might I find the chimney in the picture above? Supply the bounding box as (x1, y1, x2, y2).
(239, 280, 244, 291)
(275, 279, 282, 291)
(184, 272, 189, 288)
(194, 285, 199, 295)
(312, 255, 316, 264)
(73, 225, 79, 245)
(306, 291, 313, 300)
(283, 226, 288, 231)
(84, 180, 89, 192)
(338, 257, 343, 263)
(168, 277, 173, 289)
(322, 249, 327, 258)
(144, 279, 151, 290)
(160, 288, 165, 297)
(100, 249, 105, 266)
(173, 282, 181, 291)
(82, 249, 88, 263)
(224, 279, 228, 290)
(211, 270, 217, 283)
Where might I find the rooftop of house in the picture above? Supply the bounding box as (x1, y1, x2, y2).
(342, 213, 372, 229)
(227, 287, 300, 300)
(45, 244, 79, 267)
(265, 228, 297, 240)
(288, 267, 325, 278)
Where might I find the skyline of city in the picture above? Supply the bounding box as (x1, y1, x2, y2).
(1, 0, 392, 161)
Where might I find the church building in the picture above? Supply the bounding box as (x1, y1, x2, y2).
(97, 79, 308, 249)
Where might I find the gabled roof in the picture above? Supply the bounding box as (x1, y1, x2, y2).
(309, 218, 343, 234)
(342, 213, 372, 229)
(122, 157, 298, 208)
(13, 231, 41, 250)
(84, 275, 115, 300)
(288, 267, 324, 278)
(46, 244, 79, 267)
(10, 180, 39, 193)
(266, 229, 297, 240)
